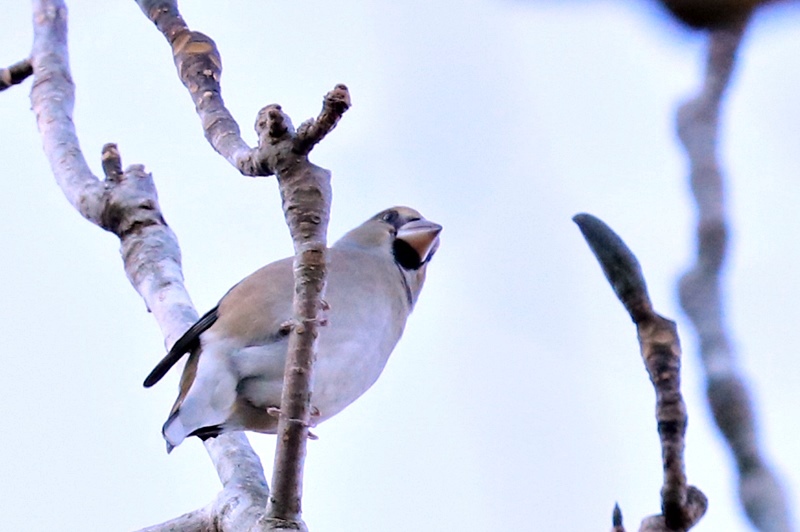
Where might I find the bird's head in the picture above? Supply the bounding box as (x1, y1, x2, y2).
(336, 206, 442, 305)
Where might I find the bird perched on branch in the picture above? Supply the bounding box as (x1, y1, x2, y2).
(144, 207, 442, 452)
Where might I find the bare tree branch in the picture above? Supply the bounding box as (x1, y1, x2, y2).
(294, 84, 352, 155)
(30, 2, 105, 223)
(248, 73, 344, 532)
(574, 213, 707, 532)
(0, 58, 33, 92)
(30, 2, 271, 531)
(133, 0, 350, 180)
(134, 0, 252, 172)
(133, 2, 351, 530)
(675, 19, 795, 532)
(32, 0, 350, 528)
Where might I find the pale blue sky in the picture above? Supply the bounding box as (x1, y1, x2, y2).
(1, 1, 799, 530)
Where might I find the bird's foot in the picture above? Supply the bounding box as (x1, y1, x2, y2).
(266, 405, 321, 440)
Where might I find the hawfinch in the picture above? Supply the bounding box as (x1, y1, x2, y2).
(144, 207, 441, 451)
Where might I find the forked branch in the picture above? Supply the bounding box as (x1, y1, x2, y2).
(134, 0, 350, 178)
(134, 1, 351, 530)
(574, 213, 707, 532)
(30, 1, 269, 531)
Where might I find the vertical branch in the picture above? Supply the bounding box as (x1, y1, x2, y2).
(676, 20, 795, 532)
(574, 213, 707, 531)
(256, 89, 350, 531)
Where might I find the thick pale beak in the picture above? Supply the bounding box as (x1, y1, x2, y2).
(396, 219, 442, 263)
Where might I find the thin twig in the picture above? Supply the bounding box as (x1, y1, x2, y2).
(294, 84, 352, 155)
(676, 19, 795, 532)
(574, 213, 707, 531)
(0, 58, 33, 91)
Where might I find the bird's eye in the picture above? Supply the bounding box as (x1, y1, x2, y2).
(381, 211, 398, 225)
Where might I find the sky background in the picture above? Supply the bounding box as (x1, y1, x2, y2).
(1, 1, 799, 530)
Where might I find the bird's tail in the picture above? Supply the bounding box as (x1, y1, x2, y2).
(162, 410, 187, 453)
(162, 410, 226, 453)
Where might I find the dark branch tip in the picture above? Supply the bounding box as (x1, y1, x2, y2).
(612, 503, 623, 526)
(573, 213, 653, 320)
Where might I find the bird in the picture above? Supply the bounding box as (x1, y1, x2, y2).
(143, 206, 441, 452)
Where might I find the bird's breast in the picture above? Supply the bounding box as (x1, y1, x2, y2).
(309, 253, 409, 419)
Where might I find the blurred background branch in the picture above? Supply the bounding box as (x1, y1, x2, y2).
(676, 12, 795, 532)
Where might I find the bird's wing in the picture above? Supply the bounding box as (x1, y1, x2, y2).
(143, 307, 219, 387)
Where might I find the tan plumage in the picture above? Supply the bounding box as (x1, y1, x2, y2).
(144, 207, 441, 451)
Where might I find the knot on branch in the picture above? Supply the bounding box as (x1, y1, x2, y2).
(98, 144, 166, 238)
(243, 105, 298, 175)
(101, 142, 123, 182)
(661, 485, 708, 530)
(256, 104, 296, 144)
